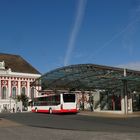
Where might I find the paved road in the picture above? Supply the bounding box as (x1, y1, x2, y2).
(1, 112, 140, 132)
(0, 112, 140, 140)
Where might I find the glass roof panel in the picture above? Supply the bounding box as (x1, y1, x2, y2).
(32, 64, 140, 91)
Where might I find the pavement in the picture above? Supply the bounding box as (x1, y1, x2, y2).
(0, 118, 22, 127)
(78, 110, 140, 118)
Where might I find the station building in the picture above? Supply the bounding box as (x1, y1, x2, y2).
(32, 64, 140, 114)
(0, 53, 41, 112)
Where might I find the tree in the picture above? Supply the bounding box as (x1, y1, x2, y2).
(16, 94, 29, 108)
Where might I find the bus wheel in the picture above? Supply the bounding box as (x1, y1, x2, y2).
(35, 108, 38, 113)
(49, 108, 53, 114)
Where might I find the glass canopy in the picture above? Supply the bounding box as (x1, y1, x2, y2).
(32, 64, 140, 91)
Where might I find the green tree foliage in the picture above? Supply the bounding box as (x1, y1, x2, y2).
(16, 94, 29, 107)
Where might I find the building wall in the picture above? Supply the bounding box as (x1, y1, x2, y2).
(75, 90, 134, 114)
(0, 67, 41, 112)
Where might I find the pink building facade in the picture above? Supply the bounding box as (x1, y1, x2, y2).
(0, 54, 41, 112)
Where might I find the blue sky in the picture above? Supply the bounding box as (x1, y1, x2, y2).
(0, 0, 140, 73)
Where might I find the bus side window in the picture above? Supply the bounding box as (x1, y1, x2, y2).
(55, 95, 60, 105)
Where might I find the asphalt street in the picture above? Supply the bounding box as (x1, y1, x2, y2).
(1, 112, 140, 132)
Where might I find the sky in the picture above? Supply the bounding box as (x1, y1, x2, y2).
(0, 0, 140, 74)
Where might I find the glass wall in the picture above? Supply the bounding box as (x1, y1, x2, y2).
(100, 91, 121, 111)
(132, 92, 140, 111)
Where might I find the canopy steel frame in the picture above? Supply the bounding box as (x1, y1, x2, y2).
(31, 64, 140, 92)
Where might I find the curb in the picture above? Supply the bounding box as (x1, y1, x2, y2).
(78, 111, 140, 118)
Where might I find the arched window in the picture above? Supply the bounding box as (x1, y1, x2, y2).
(2, 87, 7, 99)
(21, 87, 26, 95)
(12, 87, 16, 98)
(31, 87, 34, 99)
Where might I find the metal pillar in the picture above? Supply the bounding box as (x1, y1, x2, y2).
(122, 69, 128, 114)
(123, 80, 128, 114)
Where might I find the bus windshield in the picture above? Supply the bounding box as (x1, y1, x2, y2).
(63, 94, 75, 102)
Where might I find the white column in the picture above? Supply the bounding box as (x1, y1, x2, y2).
(8, 78, 11, 98)
(121, 89, 125, 114)
(125, 94, 128, 114)
(18, 79, 21, 95)
(27, 80, 30, 98)
(121, 97, 125, 114)
(121, 81, 128, 114)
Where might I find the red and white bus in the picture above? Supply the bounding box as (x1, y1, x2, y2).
(31, 93, 78, 114)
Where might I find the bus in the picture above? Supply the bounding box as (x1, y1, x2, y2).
(31, 93, 78, 114)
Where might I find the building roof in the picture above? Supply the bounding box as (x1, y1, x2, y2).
(0, 53, 40, 74)
(32, 64, 140, 91)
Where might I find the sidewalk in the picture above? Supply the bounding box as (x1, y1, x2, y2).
(78, 110, 140, 118)
(0, 118, 22, 127)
